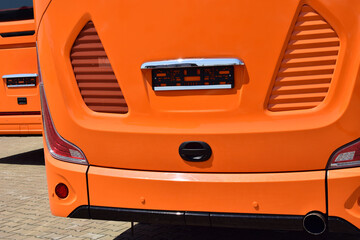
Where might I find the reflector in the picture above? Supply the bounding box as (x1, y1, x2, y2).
(55, 183, 69, 199)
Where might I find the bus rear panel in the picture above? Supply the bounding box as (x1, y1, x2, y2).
(36, 0, 360, 235)
(0, 0, 41, 135)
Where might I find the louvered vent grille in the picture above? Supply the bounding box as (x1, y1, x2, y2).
(70, 21, 128, 114)
(268, 5, 339, 112)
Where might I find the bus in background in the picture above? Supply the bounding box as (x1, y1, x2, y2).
(36, 0, 360, 237)
(0, 0, 41, 135)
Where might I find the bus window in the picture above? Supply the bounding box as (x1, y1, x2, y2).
(0, 0, 33, 22)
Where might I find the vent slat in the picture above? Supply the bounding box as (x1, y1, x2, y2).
(88, 105, 129, 114)
(84, 98, 127, 106)
(294, 23, 330, 31)
(80, 90, 124, 98)
(286, 46, 339, 56)
(301, 5, 316, 13)
(78, 28, 97, 35)
(71, 51, 107, 58)
(291, 32, 337, 40)
(72, 58, 107, 65)
(277, 68, 334, 77)
(281, 59, 336, 68)
(268, 102, 321, 111)
(72, 42, 104, 51)
(76, 34, 101, 43)
(272, 83, 330, 95)
(280, 64, 335, 73)
(296, 20, 327, 26)
(297, 15, 323, 22)
(283, 55, 337, 64)
(268, 5, 339, 112)
(275, 76, 332, 86)
(284, 50, 338, 59)
(75, 74, 117, 81)
(294, 28, 334, 34)
(287, 40, 339, 50)
(270, 92, 327, 104)
(290, 37, 339, 45)
(74, 66, 114, 74)
(71, 21, 128, 114)
(78, 82, 121, 90)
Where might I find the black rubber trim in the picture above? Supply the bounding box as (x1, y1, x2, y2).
(68, 206, 360, 234)
(325, 170, 329, 225)
(185, 211, 211, 226)
(210, 213, 303, 231)
(328, 216, 360, 234)
(68, 205, 90, 219)
(90, 206, 184, 225)
(85, 165, 91, 218)
(69, 206, 303, 231)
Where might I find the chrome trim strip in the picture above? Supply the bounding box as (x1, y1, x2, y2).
(2, 73, 38, 79)
(141, 58, 243, 69)
(154, 84, 232, 91)
(7, 84, 36, 88)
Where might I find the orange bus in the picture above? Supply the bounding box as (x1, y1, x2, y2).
(36, 0, 360, 236)
(0, 0, 41, 135)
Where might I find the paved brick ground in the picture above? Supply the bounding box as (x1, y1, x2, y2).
(0, 136, 358, 239)
(0, 136, 44, 159)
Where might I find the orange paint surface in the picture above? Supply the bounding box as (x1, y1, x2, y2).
(36, 0, 360, 231)
(44, 144, 88, 217)
(88, 166, 326, 215)
(36, 0, 360, 173)
(328, 167, 360, 230)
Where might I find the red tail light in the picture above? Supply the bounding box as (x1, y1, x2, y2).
(40, 84, 87, 164)
(328, 139, 360, 169)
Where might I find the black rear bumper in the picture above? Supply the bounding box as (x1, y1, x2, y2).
(69, 205, 359, 234)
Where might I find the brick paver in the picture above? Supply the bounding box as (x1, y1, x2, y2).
(0, 136, 43, 159)
(0, 136, 130, 240)
(0, 136, 358, 239)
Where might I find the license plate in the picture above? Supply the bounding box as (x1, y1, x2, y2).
(4, 74, 37, 88)
(152, 66, 234, 91)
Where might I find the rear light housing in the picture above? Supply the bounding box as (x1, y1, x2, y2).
(40, 84, 87, 165)
(38, 43, 87, 165)
(327, 139, 360, 169)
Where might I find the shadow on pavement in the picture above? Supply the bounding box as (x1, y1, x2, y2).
(0, 134, 42, 137)
(0, 149, 44, 165)
(114, 223, 359, 240)
(114, 224, 304, 240)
